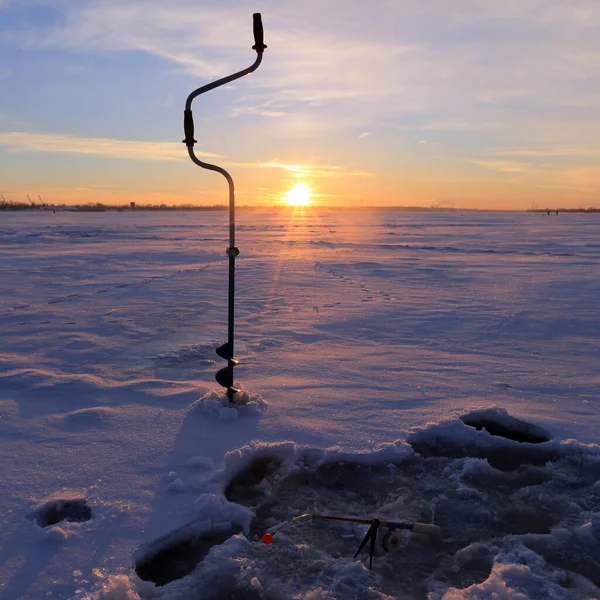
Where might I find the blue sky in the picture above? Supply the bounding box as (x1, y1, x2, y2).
(1, 0, 599, 208)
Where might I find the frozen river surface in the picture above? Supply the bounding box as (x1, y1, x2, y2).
(0, 209, 599, 599)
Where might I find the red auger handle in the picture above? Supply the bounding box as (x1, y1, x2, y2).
(252, 13, 267, 52)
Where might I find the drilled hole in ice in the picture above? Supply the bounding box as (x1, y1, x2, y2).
(460, 410, 552, 445)
(224, 454, 282, 504)
(134, 526, 242, 586)
(165, 443, 600, 598)
(503, 506, 556, 534)
(33, 498, 92, 527)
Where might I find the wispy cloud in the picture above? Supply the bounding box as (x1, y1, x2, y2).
(471, 160, 532, 173)
(553, 166, 600, 192)
(228, 160, 372, 178)
(469, 156, 600, 195)
(1, 0, 599, 207)
(8, 0, 599, 113)
(493, 147, 600, 158)
(0, 132, 220, 160)
(407, 120, 506, 133)
(230, 98, 289, 118)
(0, 131, 368, 179)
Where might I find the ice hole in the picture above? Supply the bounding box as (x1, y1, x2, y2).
(503, 507, 556, 535)
(134, 526, 242, 586)
(33, 498, 92, 527)
(460, 409, 552, 445)
(224, 454, 282, 504)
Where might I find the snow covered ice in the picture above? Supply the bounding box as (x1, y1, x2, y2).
(1, 210, 600, 599)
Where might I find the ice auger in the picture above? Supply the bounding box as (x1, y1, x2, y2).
(183, 14, 267, 401)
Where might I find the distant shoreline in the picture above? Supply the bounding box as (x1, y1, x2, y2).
(1, 204, 599, 213)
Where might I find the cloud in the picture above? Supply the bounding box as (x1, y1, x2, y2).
(230, 98, 289, 118)
(553, 166, 600, 192)
(0, 1, 256, 77)
(228, 160, 372, 178)
(471, 160, 531, 173)
(404, 120, 506, 132)
(469, 156, 600, 195)
(493, 147, 600, 158)
(0, 131, 369, 179)
(7, 0, 599, 114)
(0, 131, 220, 160)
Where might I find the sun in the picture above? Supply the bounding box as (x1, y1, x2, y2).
(284, 183, 312, 206)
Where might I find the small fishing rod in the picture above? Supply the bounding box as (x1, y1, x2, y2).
(262, 513, 441, 569)
(183, 14, 267, 402)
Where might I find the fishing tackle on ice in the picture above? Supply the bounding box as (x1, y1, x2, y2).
(262, 513, 440, 569)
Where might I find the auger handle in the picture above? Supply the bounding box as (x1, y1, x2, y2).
(252, 13, 267, 51)
(183, 110, 196, 148)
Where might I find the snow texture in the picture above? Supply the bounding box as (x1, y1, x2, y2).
(95, 423, 600, 599)
(1, 210, 600, 599)
(188, 389, 267, 419)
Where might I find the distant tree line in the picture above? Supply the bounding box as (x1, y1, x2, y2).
(2, 200, 599, 212)
(527, 208, 600, 213)
(0, 201, 229, 211)
(0, 200, 32, 210)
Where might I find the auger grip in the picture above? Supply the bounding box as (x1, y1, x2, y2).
(183, 109, 197, 147)
(252, 13, 267, 51)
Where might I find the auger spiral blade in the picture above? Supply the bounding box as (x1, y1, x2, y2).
(215, 364, 240, 397)
(215, 341, 233, 360)
(215, 365, 233, 389)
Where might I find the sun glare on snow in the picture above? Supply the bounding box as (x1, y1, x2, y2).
(284, 183, 312, 206)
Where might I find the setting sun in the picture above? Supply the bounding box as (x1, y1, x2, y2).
(284, 183, 312, 206)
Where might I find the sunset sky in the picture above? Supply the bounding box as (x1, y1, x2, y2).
(1, 0, 599, 209)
